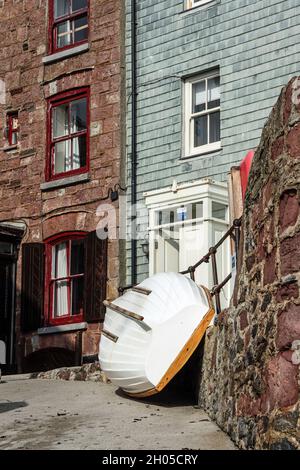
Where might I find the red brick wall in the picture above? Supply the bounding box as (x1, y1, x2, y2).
(0, 0, 124, 369)
(198, 77, 300, 450)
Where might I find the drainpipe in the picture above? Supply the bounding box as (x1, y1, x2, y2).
(131, 0, 137, 285)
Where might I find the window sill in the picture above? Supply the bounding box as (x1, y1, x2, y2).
(1, 145, 19, 152)
(38, 322, 88, 336)
(181, 0, 220, 14)
(41, 172, 90, 191)
(181, 146, 222, 160)
(42, 43, 89, 65)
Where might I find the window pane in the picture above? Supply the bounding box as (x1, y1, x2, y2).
(157, 209, 175, 226)
(53, 103, 69, 138)
(209, 111, 220, 143)
(156, 202, 204, 226)
(72, 135, 86, 169)
(53, 242, 68, 278)
(71, 277, 84, 315)
(72, 0, 87, 12)
(192, 80, 206, 113)
(71, 98, 87, 133)
(70, 239, 84, 275)
(191, 202, 203, 220)
(11, 132, 18, 145)
(54, 139, 72, 174)
(212, 202, 227, 220)
(52, 242, 69, 317)
(57, 21, 72, 48)
(74, 16, 88, 42)
(54, 280, 69, 317)
(194, 115, 208, 147)
(54, 0, 69, 18)
(208, 76, 220, 109)
(11, 116, 18, 130)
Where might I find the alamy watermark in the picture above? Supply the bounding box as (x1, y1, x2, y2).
(95, 195, 204, 242)
(0, 79, 5, 105)
(95, 195, 148, 241)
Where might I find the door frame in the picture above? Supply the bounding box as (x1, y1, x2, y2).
(0, 224, 24, 373)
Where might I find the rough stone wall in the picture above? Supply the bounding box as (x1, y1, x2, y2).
(0, 0, 124, 367)
(198, 77, 300, 450)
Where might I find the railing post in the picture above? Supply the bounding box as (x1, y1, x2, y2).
(210, 247, 221, 314)
(233, 218, 241, 261)
(188, 266, 195, 281)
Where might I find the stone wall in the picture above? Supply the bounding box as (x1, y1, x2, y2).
(198, 77, 300, 450)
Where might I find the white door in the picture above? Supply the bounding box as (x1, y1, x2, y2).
(154, 228, 180, 274)
(211, 223, 231, 309)
(153, 221, 230, 308)
(178, 223, 209, 287)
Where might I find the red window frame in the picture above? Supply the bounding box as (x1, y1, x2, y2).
(44, 232, 87, 326)
(48, 0, 89, 54)
(46, 87, 90, 182)
(6, 112, 19, 146)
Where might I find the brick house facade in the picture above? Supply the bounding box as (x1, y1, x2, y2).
(0, 0, 125, 373)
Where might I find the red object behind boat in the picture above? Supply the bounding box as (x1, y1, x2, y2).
(240, 150, 255, 200)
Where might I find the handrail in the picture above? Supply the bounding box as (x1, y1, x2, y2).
(180, 218, 241, 276)
(179, 217, 242, 314)
(118, 218, 242, 315)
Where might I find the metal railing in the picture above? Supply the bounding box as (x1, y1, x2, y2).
(119, 217, 242, 315)
(180, 217, 242, 314)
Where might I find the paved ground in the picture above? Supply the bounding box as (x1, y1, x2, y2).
(0, 376, 236, 450)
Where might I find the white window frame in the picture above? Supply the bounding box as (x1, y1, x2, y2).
(184, 71, 221, 157)
(186, 0, 213, 9)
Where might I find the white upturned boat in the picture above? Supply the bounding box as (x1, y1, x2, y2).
(99, 272, 215, 398)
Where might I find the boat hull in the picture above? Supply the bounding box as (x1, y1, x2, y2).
(99, 272, 215, 397)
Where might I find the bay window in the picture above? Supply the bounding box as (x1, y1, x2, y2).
(49, 0, 89, 53)
(47, 88, 89, 181)
(184, 71, 221, 157)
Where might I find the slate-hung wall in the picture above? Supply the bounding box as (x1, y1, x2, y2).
(125, 0, 300, 283)
(0, 0, 124, 372)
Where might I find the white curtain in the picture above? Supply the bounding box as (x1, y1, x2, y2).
(72, 137, 81, 169)
(52, 104, 68, 139)
(54, 139, 72, 174)
(53, 243, 68, 317)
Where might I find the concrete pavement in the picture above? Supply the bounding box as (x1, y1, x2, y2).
(0, 376, 236, 450)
